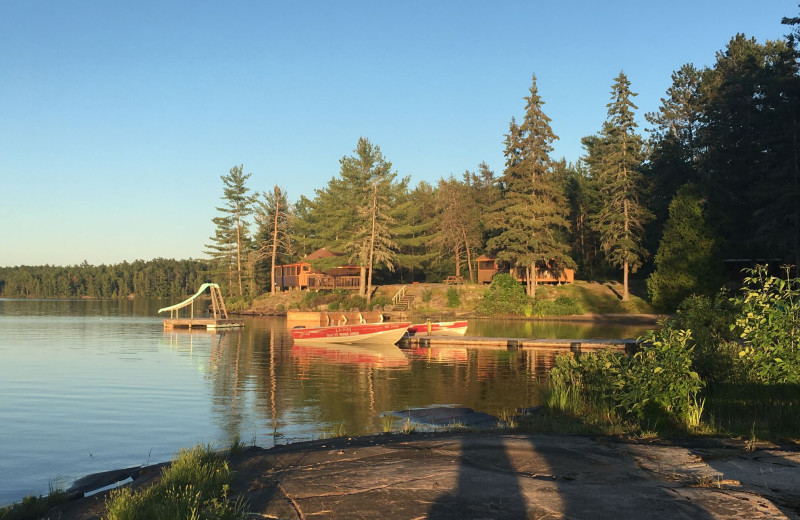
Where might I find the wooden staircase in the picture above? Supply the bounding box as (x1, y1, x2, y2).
(391, 285, 415, 311)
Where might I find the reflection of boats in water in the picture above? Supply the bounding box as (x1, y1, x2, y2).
(290, 322, 411, 345)
(405, 320, 469, 337)
(291, 342, 410, 368)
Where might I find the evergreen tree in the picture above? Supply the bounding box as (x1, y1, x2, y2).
(587, 72, 651, 301)
(296, 138, 407, 298)
(647, 184, 723, 311)
(253, 185, 292, 294)
(563, 160, 601, 277)
(205, 165, 255, 297)
(698, 35, 799, 265)
(487, 74, 572, 297)
(643, 63, 704, 246)
(433, 175, 482, 282)
(393, 181, 438, 282)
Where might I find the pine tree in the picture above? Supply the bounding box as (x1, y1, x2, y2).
(433, 175, 482, 282)
(486, 74, 572, 297)
(205, 165, 255, 297)
(253, 185, 292, 294)
(295, 138, 406, 299)
(588, 72, 651, 301)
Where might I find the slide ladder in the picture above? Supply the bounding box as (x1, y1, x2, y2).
(157, 283, 229, 320)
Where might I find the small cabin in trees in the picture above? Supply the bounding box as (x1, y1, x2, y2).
(476, 255, 575, 285)
(273, 248, 364, 291)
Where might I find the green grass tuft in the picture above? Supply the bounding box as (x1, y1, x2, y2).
(104, 444, 246, 520)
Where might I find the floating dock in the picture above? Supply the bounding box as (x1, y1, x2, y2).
(158, 283, 243, 330)
(162, 318, 244, 330)
(400, 336, 637, 353)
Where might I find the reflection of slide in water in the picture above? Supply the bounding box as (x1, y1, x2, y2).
(409, 347, 468, 363)
(291, 342, 410, 369)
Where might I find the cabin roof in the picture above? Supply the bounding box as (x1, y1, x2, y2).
(304, 247, 343, 261)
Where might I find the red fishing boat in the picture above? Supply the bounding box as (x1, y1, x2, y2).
(289, 321, 411, 345)
(406, 320, 469, 337)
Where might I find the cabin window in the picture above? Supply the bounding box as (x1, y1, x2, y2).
(303, 265, 310, 271)
(478, 261, 495, 270)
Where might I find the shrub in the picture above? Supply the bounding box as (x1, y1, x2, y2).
(368, 295, 391, 310)
(421, 289, 433, 302)
(731, 265, 800, 384)
(530, 295, 582, 317)
(446, 287, 461, 308)
(548, 325, 704, 426)
(343, 295, 367, 311)
(475, 273, 530, 315)
(669, 293, 739, 383)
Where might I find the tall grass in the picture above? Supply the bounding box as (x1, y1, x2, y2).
(0, 485, 67, 520)
(105, 444, 246, 520)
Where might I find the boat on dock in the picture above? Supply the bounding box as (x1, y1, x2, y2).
(290, 321, 411, 345)
(405, 320, 469, 337)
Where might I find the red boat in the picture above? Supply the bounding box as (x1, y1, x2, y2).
(406, 320, 469, 337)
(289, 321, 411, 345)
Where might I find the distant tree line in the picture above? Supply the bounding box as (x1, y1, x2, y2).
(0, 259, 211, 299)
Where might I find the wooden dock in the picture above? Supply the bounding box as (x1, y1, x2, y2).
(162, 318, 244, 330)
(400, 336, 637, 353)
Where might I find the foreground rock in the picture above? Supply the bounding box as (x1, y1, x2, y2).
(45, 433, 800, 519)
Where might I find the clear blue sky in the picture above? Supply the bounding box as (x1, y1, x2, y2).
(1, 1, 796, 267)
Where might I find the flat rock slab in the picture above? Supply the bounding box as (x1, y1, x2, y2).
(42, 433, 800, 520)
(233, 433, 799, 520)
(391, 407, 500, 428)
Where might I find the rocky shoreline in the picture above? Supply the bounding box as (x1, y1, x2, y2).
(39, 432, 800, 520)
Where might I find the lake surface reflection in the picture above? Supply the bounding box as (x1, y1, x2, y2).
(0, 299, 652, 505)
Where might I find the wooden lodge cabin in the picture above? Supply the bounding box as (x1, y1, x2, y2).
(273, 247, 364, 291)
(476, 255, 575, 285)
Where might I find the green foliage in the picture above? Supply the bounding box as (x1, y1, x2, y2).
(368, 294, 391, 310)
(421, 288, 433, 302)
(0, 486, 67, 520)
(106, 446, 245, 520)
(669, 294, 740, 383)
(529, 295, 582, 317)
(474, 273, 530, 315)
(647, 184, 723, 311)
(731, 265, 800, 384)
(549, 325, 703, 426)
(445, 287, 461, 308)
(105, 444, 246, 520)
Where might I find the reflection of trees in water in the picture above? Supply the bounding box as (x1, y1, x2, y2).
(201, 318, 562, 444)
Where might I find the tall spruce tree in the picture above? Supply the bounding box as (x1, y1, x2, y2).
(206, 164, 255, 297)
(587, 72, 650, 301)
(486, 74, 572, 297)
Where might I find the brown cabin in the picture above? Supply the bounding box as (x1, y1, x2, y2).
(273, 248, 364, 291)
(476, 255, 575, 285)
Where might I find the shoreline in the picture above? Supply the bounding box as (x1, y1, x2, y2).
(36, 431, 800, 520)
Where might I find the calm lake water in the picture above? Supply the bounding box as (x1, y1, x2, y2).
(0, 299, 652, 505)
